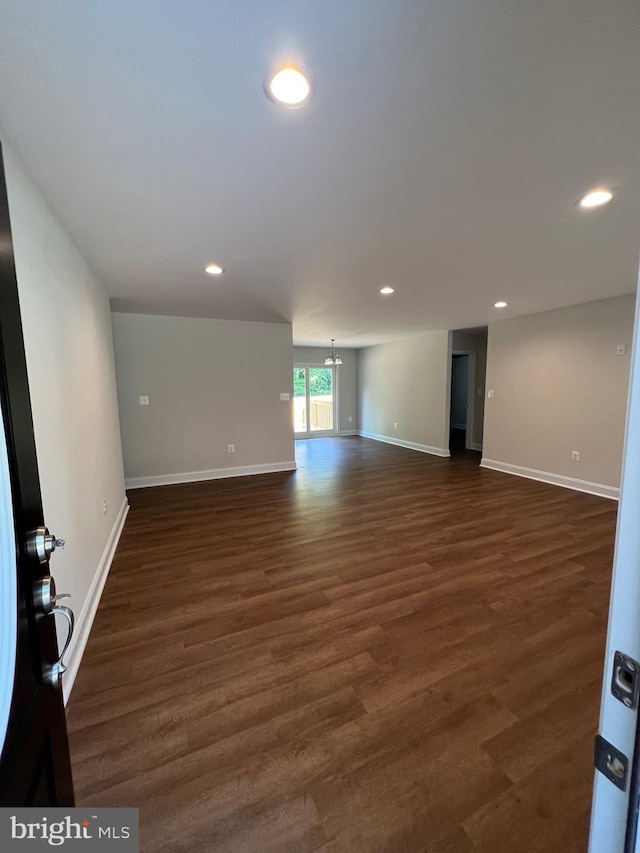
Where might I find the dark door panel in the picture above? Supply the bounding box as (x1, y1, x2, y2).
(0, 141, 74, 806)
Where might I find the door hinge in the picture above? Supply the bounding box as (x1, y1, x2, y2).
(612, 651, 640, 709)
(595, 735, 629, 791)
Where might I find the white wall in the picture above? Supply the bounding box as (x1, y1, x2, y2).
(358, 331, 450, 455)
(482, 294, 635, 497)
(293, 346, 358, 433)
(4, 141, 127, 701)
(112, 313, 296, 486)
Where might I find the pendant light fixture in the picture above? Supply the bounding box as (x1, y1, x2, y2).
(324, 339, 343, 366)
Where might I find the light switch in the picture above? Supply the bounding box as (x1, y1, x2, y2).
(280, 392, 290, 401)
(488, 390, 495, 399)
(139, 396, 149, 406)
(617, 345, 627, 356)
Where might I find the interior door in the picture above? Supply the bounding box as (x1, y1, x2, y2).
(0, 143, 75, 806)
(589, 278, 640, 851)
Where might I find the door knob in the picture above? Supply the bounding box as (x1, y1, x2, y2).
(44, 605, 75, 689)
(33, 576, 70, 615)
(33, 576, 75, 688)
(27, 526, 65, 564)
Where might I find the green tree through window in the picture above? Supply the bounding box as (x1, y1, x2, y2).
(294, 368, 306, 397)
(309, 368, 332, 395)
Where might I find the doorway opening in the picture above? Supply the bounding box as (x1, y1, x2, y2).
(293, 366, 336, 437)
(449, 354, 470, 452)
(449, 328, 488, 455)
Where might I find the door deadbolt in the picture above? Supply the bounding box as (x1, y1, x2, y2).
(27, 526, 65, 564)
(611, 651, 640, 709)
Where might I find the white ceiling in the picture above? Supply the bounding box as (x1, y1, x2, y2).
(0, 0, 638, 347)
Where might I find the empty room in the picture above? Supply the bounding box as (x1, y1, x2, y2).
(0, 2, 639, 852)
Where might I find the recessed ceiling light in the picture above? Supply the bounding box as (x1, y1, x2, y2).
(205, 264, 224, 275)
(578, 189, 613, 208)
(380, 286, 394, 295)
(266, 67, 311, 108)
(494, 301, 508, 308)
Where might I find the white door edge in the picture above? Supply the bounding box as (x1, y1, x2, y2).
(589, 268, 640, 851)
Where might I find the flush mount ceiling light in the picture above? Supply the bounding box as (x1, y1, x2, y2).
(578, 189, 613, 208)
(266, 67, 311, 108)
(205, 263, 224, 275)
(380, 286, 395, 295)
(494, 301, 508, 308)
(324, 339, 343, 365)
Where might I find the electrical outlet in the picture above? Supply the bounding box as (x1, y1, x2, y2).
(348, 416, 353, 423)
(228, 444, 235, 454)
(488, 390, 495, 399)
(393, 422, 398, 429)
(571, 450, 580, 461)
(617, 345, 627, 356)
(139, 395, 149, 406)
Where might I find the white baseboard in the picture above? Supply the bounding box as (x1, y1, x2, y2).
(125, 460, 297, 490)
(63, 495, 130, 704)
(360, 431, 450, 458)
(480, 458, 619, 500)
(338, 430, 359, 436)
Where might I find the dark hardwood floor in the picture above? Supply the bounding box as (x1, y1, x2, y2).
(66, 437, 617, 852)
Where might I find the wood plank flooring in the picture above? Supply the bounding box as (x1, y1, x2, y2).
(66, 437, 618, 852)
